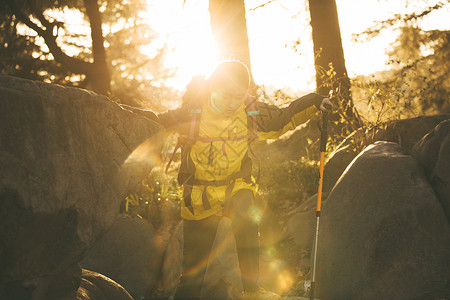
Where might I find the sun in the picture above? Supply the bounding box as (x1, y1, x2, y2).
(164, 23, 218, 87)
(143, 0, 317, 94)
(143, 0, 219, 90)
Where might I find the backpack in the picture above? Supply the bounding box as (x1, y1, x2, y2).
(165, 80, 261, 214)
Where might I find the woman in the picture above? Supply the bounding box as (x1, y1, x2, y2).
(126, 60, 332, 299)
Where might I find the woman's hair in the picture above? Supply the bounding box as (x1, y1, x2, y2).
(182, 60, 250, 105)
(208, 60, 250, 91)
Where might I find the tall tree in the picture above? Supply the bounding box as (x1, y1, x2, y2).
(83, 0, 110, 94)
(208, 0, 254, 84)
(2, 0, 110, 95)
(308, 0, 359, 126)
(0, 0, 171, 104)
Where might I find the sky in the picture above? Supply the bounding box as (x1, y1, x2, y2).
(142, 0, 450, 95)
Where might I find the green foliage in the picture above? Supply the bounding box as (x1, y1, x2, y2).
(0, 9, 74, 85)
(352, 27, 450, 125)
(351, 2, 450, 122)
(355, 1, 448, 41)
(326, 2, 450, 154)
(0, 0, 176, 111)
(315, 25, 450, 154)
(311, 62, 368, 153)
(122, 134, 183, 230)
(101, 1, 178, 110)
(259, 157, 319, 210)
(121, 167, 182, 231)
(256, 11, 450, 224)
(388, 27, 449, 114)
(0, 0, 92, 86)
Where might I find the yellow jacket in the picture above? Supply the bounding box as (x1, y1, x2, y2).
(159, 93, 322, 220)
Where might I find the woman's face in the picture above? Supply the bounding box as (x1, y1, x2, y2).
(211, 86, 248, 117)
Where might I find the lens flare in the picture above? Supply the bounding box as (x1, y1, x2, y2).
(123, 137, 161, 167)
(264, 246, 277, 258)
(184, 219, 240, 283)
(248, 205, 262, 224)
(277, 269, 294, 292)
(270, 259, 281, 271)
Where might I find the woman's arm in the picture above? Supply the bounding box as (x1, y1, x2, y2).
(120, 103, 191, 132)
(254, 93, 326, 140)
(157, 106, 192, 130)
(119, 104, 159, 122)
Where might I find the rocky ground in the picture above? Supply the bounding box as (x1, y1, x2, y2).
(1, 74, 449, 299)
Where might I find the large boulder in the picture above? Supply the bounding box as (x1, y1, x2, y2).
(320, 115, 449, 194)
(322, 144, 358, 194)
(80, 215, 165, 300)
(316, 142, 450, 299)
(0, 194, 84, 299)
(0, 75, 163, 298)
(286, 194, 317, 252)
(152, 221, 183, 299)
(257, 114, 450, 165)
(412, 119, 450, 222)
(371, 115, 450, 153)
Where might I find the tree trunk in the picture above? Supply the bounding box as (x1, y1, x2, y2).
(5, 0, 111, 96)
(208, 0, 254, 86)
(84, 0, 111, 95)
(309, 0, 358, 124)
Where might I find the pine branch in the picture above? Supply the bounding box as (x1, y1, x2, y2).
(4, 0, 93, 74)
(353, 1, 448, 41)
(249, 0, 277, 11)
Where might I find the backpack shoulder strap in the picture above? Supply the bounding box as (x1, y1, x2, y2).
(245, 96, 261, 183)
(188, 108, 202, 140)
(245, 96, 259, 140)
(165, 108, 202, 175)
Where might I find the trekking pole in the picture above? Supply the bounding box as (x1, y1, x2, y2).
(310, 110, 328, 300)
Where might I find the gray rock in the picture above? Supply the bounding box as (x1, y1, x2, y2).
(81, 215, 165, 300)
(76, 269, 134, 300)
(286, 194, 321, 295)
(0, 191, 83, 299)
(286, 171, 337, 262)
(287, 194, 317, 251)
(316, 142, 450, 300)
(371, 115, 450, 153)
(153, 221, 183, 299)
(412, 119, 450, 223)
(322, 144, 357, 194)
(0, 75, 163, 298)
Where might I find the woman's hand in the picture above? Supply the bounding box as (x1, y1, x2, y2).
(319, 97, 334, 112)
